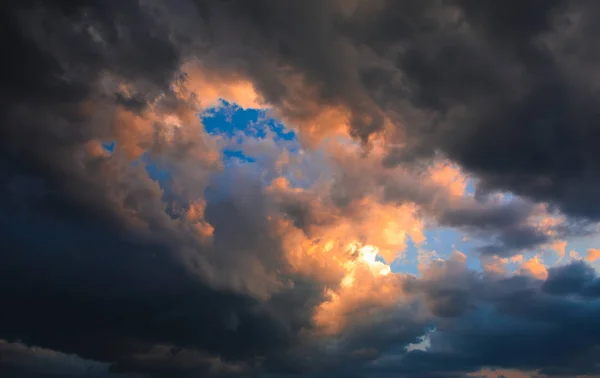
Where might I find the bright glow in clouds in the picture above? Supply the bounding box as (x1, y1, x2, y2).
(196, 93, 600, 317)
(342, 242, 391, 287)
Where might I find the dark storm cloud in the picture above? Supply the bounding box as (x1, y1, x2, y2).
(8, 0, 600, 222)
(543, 260, 600, 297)
(379, 260, 600, 377)
(0, 166, 294, 376)
(364, 0, 600, 220)
(0, 0, 304, 376)
(198, 0, 600, 254)
(197, 0, 600, 220)
(0, 340, 130, 378)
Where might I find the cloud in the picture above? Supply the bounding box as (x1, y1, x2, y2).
(372, 260, 600, 377)
(188, 0, 600, 221)
(519, 255, 549, 280)
(587, 248, 600, 263)
(4, 1, 600, 378)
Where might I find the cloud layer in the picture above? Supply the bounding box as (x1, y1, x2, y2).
(3, 1, 600, 377)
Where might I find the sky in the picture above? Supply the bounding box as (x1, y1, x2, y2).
(3, 1, 600, 377)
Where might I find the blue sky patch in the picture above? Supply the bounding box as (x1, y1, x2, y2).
(202, 100, 296, 141)
(101, 141, 115, 153)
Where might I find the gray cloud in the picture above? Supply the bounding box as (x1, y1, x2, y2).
(375, 260, 600, 377)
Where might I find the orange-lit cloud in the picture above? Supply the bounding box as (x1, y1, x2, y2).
(428, 161, 468, 198)
(185, 200, 215, 241)
(279, 104, 353, 147)
(481, 254, 523, 275)
(519, 256, 548, 280)
(313, 272, 405, 335)
(311, 242, 407, 335)
(268, 176, 426, 266)
(586, 248, 600, 262)
(265, 166, 426, 335)
(525, 203, 568, 257)
(112, 106, 155, 159)
(270, 211, 406, 336)
(180, 61, 266, 110)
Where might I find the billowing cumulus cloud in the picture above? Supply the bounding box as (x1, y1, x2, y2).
(3, 0, 600, 377)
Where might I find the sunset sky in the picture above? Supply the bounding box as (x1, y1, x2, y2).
(3, 1, 600, 377)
